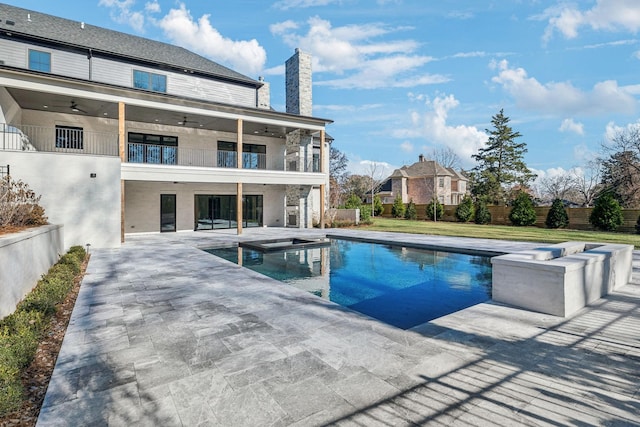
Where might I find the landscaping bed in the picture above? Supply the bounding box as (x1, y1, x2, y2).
(0, 247, 88, 427)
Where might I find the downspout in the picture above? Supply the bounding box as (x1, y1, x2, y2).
(87, 48, 92, 80)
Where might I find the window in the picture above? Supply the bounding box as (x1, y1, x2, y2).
(133, 70, 167, 92)
(217, 141, 266, 169)
(439, 177, 444, 188)
(28, 49, 50, 72)
(127, 132, 177, 164)
(55, 125, 83, 150)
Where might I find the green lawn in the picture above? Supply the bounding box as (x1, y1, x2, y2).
(361, 217, 640, 248)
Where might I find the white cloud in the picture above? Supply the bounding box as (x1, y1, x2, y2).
(99, 0, 145, 32)
(346, 158, 397, 177)
(392, 94, 487, 167)
(543, 0, 640, 42)
(559, 118, 585, 135)
(604, 119, 640, 141)
(271, 16, 446, 89)
(274, 0, 340, 10)
(157, 4, 266, 76)
(491, 59, 636, 115)
(400, 141, 414, 153)
(145, 1, 160, 13)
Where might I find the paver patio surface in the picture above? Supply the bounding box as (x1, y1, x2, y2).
(37, 229, 640, 426)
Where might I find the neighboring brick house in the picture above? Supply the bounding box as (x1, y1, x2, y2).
(378, 154, 468, 205)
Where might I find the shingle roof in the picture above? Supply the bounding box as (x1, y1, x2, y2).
(389, 159, 453, 179)
(0, 3, 258, 86)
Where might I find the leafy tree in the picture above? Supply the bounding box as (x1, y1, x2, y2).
(360, 204, 372, 223)
(391, 194, 405, 218)
(474, 199, 491, 224)
(405, 199, 417, 220)
(425, 198, 444, 221)
(589, 191, 624, 231)
(545, 198, 569, 229)
(509, 191, 537, 226)
(373, 194, 384, 216)
(471, 109, 536, 205)
(455, 195, 475, 222)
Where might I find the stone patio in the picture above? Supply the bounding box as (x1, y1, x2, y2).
(36, 229, 640, 426)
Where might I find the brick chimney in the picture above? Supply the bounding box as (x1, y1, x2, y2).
(285, 48, 312, 116)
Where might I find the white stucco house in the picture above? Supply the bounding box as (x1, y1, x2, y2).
(0, 3, 332, 249)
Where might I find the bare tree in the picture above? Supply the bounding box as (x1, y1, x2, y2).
(367, 161, 386, 216)
(600, 127, 640, 208)
(572, 161, 602, 207)
(429, 146, 461, 170)
(538, 173, 577, 202)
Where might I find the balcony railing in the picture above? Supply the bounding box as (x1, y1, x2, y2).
(0, 124, 321, 173)
(1, 124, 118, 156)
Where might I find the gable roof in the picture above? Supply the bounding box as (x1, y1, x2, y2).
(389, 159, 453, 179)
(0, 3, 258, 86)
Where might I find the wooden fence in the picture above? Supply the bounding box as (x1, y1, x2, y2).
(381, 204, 640, 233)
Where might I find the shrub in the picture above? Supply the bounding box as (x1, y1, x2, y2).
(455, 195, 475, 222)
(344, 194, 362, 209)
(391, 194, 405, 218)
(405, 199, 417, 220)
(589, 191, 624, 231)
(373, 194, 384, 216)
(509, 191, 537, 226)
(546, 198, 569, 229)
(636, 215, 640, 234)
(0, 178, 47, 228)
(360, 204, 372, 223)
(0, 246, 86, 418)
(474, 200, 491, 224)
(425, 198, 444, 221)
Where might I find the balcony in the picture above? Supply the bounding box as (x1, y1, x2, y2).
(2, 124, 324, 175)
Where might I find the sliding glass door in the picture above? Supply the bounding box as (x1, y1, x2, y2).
(195, 195, 262, 230)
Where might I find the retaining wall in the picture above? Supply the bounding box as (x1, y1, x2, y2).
(0, 224, 63, 319)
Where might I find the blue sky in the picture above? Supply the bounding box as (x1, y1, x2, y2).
(9, 0, 640, 183)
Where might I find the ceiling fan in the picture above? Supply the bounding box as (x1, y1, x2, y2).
(178, 116, 198, 126)
(69, 101, 88, 114)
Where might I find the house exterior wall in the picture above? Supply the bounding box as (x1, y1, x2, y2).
(124, 181, 286, 233)
(0, 37, 258, 108)
(3, 151, 121, 248)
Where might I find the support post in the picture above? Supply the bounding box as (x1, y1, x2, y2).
(119, 102, 125, 243)
(236, 119, 243, 235)
(320, 129, 326, 229)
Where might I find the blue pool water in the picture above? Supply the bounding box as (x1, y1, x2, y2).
(206, 238, 492, 329)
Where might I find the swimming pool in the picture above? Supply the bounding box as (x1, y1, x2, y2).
(206, 238, 492, 329)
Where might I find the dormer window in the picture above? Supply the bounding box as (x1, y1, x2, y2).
(133, 70, 167, 93)
(28, 49, 51, 72)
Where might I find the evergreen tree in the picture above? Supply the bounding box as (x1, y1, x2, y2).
(474, 199, 491, 224)
(425, 198, 444, 221)
(344, 193, 362, 209)
(405, 199, 417, 220)
(508, 191, 537, 226)
(471, 109, 536, 205)
(391, 194, 405, 218)
(455, 195, 475, 222)
(589, 191, 624, 231)
(373, 194, 384, 216)
(546, 198, 569, 229)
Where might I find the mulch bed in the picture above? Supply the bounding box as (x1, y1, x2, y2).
(0, 256, 88, 427)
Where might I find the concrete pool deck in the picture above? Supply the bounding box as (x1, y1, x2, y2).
(37, 229, 640, 426)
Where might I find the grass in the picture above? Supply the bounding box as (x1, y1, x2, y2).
(364, 217, 640, 248)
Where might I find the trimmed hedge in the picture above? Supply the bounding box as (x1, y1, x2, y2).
(0, 246, 86, 416)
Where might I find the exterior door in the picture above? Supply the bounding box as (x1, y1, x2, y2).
(160, 194, 176, 232)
